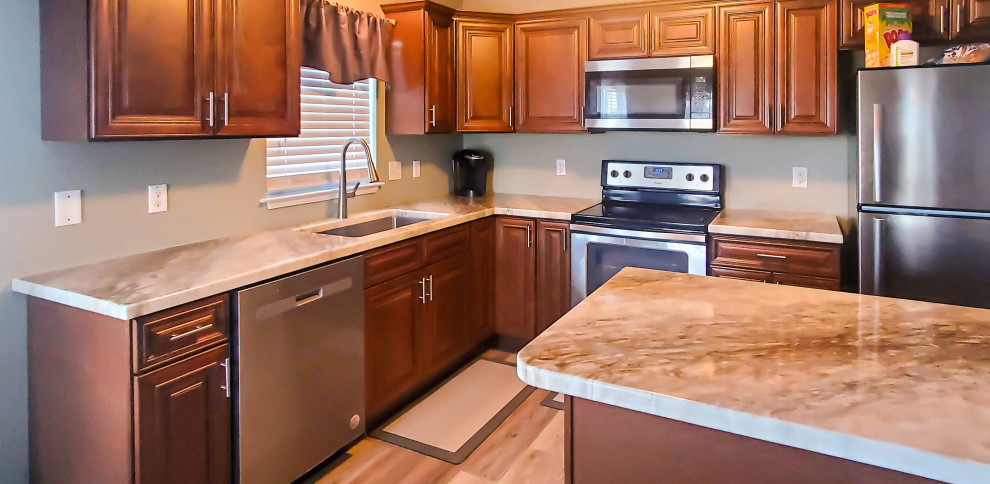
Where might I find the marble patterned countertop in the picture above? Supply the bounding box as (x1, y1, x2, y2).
(518, 268, 990, 484)
(710, 208, 844, 244)
(12, 194, 597, 320)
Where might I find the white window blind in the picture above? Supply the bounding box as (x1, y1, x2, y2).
(265, 68, 378, 209)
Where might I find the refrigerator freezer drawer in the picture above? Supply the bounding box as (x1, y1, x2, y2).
(860, 211, 990, 309)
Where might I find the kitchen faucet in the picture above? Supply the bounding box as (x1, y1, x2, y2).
(338, 138, 380, 219)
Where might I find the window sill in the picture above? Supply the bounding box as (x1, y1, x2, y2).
(262, 182, 385, 210)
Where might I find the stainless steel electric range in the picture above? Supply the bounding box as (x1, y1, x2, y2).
(570, 160, 724, 306)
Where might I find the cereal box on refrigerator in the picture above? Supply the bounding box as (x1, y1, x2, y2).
(864, 3, 913, 68)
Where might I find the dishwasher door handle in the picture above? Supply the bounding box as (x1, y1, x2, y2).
(295, 289, 324, 307)
(253, 278, 354, 321)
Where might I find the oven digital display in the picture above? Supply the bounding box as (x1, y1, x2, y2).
(644, 166, 673, 180)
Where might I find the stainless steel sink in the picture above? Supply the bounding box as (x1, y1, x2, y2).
(318, 215, 436, 238)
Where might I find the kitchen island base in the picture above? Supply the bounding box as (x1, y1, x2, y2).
(565, 397, 936, 484)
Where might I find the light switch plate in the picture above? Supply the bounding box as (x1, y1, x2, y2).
(793, 167, 808, 188)
(148, 184, 168, 214)
(54, 190, 82, 227)
(412, 160, 421, 178)
(556, 159, 567, 176)
(388, 161, 402, 181)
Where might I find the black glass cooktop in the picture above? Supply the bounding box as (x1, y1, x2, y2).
(571, 202, 721, 234)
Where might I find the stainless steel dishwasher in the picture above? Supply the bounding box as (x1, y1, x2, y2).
(234, 257, 364, 484)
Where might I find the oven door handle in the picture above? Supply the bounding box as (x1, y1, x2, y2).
(569, 224, 707, 244)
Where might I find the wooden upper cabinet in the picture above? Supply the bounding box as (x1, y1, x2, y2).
(718, 2, 775, 134)
(840, 0, 949, 47)
(215, 0, 301, 137)
(89, 0, 215, 138)
(383, 2, 457, 134)
(776, 0, 837, 135)
(588, 8, 651, 59)
(650, 6, 716, 56)
(514, 18, 589, 133)
(456, 16, 515, 132)
(42, 0, 301, 140)
(135, 345, 231, 484)
(954, 0, 990, 39)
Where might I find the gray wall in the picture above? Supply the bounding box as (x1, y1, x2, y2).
(0, 2, 460, 480)
(468, 133, 857, 219)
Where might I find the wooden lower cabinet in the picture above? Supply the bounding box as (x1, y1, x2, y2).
(422, 254, 471, 376)
(709, 234, 841, 290)
(536, 221, 571, 334)
(495, 217, 538, 340)
(364, 271, 426, 421)
(495, 217, 572, 344)
(470, 218, 497, 346)
(135, 345, 231, 484)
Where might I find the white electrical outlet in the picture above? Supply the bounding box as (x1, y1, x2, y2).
(556, 159, 567, 176)
(388, 161, 403, 181)
(412, 160, 421, 178)
(793, 167, 809, 188)
(54, 190, 82, 227)
(148, 184, 168, 214)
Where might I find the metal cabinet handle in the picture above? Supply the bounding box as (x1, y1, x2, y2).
(220, 358, 231, 398)
(509, 107, 514, 128)
(419, 278, 427, 304)
(940, 5, 948, 34)
(430, 105, 437, 127)
(526, 226, 532, 248)
(223, 92, 229, 126)
(428, 275, 434, 302)
(958, 3, 965, 33)
(208, 92, 215, 127)
(872, 104, 884, 202)
(757, 253, 787, 260)
(169, 323, 213, 341)
(562, 230, 567, 253)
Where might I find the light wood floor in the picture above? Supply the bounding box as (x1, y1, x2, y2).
(305, 351, 565, 484)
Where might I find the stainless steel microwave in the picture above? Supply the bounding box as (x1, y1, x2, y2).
(584, 55, 714, 132)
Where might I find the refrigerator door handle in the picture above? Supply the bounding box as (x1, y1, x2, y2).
(873, 217, 885, 295)
(872, 104, 884, 203)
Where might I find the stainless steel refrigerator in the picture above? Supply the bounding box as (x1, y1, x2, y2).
(859, 63, 990, 308)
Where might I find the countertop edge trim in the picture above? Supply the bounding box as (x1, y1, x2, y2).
(708, 225, 845, 244)
(517, 359, 986, 484)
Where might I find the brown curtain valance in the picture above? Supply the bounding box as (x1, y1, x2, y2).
(301, 1, 395, 85)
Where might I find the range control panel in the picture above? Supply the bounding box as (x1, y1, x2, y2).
(604, 161, 718, 192)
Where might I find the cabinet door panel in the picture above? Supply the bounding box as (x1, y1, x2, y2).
(456, 18, 515, 132)
(536, 222, 571, 335)
(365, 272, 425, 421)
(423, 255, 471, 377)
(589, 8, 651, 60)
(515, 18, 588, 133)
(651, 6, 716, 57)
(470, 219, 497, 346)
(426, 14, 457, 133)
(710, 266, 774, 283)
(495, 217, 537, 340)
(718, 3, 774, 134)
(90, 0, 214, 138)
(841, 0, 949, 47)
(773, 273, 841, 290)
(215, 0, 300, 137)
(954, 0, 990, 39)
(776, 0, 837, 135)
(135, 345, 230, 484)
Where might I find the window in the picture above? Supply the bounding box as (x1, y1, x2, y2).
(264, 68, 379, 209)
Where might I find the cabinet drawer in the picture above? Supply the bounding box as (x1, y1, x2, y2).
(710, 266, 773, 283)
(711, 236, 841, 279)
(773, 273, 840, 290)
(423, 225, 471, 265)
(365, 238, 426, 288)
(134, 295, 229, 373)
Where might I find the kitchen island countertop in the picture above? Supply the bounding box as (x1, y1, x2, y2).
(518, 268, 990, 483)
(12, 194, 596, 320)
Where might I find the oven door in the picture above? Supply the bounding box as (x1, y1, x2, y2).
(584, 56, 714, 131)
(570, 224, 708, 306)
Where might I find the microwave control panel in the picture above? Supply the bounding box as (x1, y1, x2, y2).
(690, 76, 713, 119)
